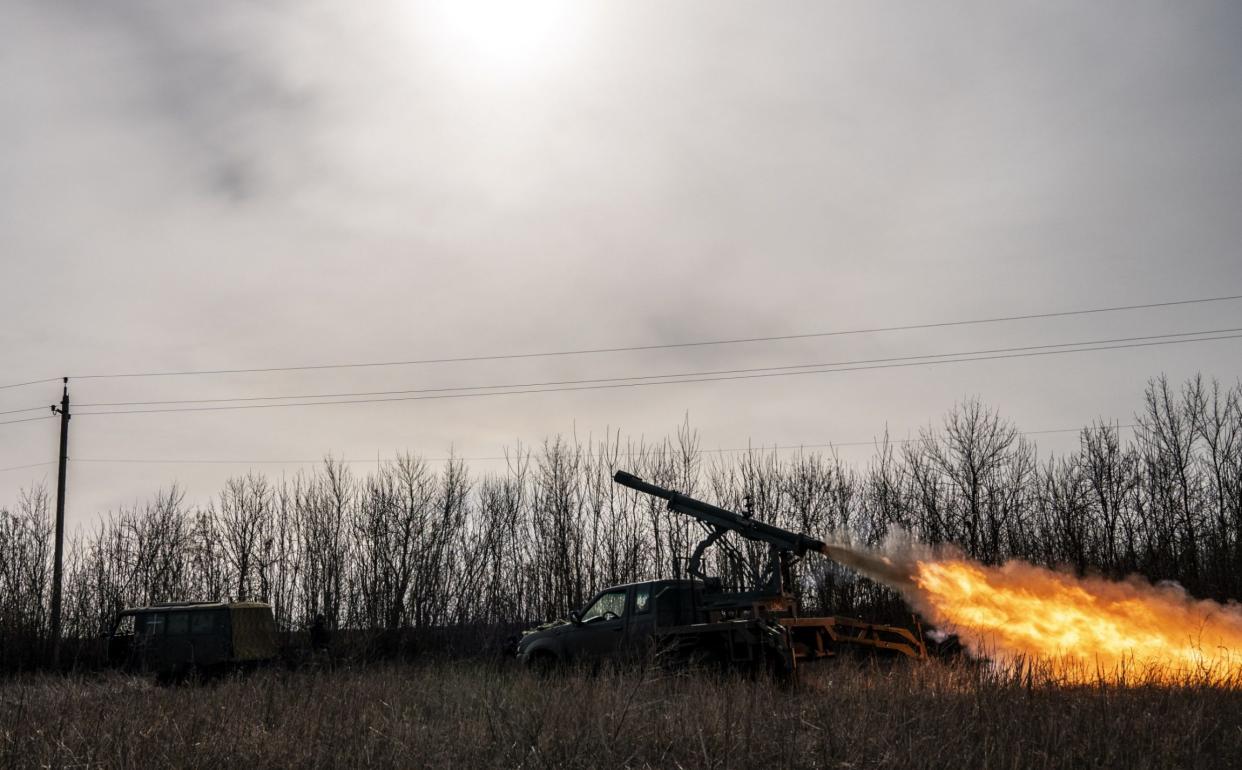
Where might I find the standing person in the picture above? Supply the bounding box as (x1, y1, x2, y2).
(310, 613, 331, 653)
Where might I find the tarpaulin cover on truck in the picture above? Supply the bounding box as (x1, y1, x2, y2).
(229, 602, 278, 661)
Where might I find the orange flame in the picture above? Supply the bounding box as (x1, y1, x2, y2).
(912, 559, 1242, 683)
(823, 542, 1242, 684)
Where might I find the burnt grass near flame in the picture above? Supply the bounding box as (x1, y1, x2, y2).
(1, 660, 1239, 769)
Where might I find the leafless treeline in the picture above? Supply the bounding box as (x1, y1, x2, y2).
(1, 374, 1239, 669)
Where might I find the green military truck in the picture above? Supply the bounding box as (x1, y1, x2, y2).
(107, 600, 278, 681)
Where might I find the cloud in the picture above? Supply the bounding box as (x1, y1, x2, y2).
(2, 0, 1241, 520)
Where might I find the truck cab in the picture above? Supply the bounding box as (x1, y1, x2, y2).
(516, 580, 702, 667)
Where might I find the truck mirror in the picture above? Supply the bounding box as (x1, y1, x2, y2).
(569, 611, 582, 625)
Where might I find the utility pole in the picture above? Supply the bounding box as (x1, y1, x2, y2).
(49, 377, 69, 668)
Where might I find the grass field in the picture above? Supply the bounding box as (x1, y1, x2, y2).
(2, 660, 1239, 769)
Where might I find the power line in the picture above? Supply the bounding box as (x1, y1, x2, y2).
(0, 404, 50, 417)
(3, 293, 1237, 389)
(0, 415, 53, 427)
(69, 331, 1242, 418)
(0, 461, 56, 474)
(75, 330, 1242, 414)
(61, 424, 1141, 467)
(74, 327, 1242, 409)
(0, 377, 60, 392)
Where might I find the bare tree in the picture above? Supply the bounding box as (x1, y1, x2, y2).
(927, 399, 1020, 561)
(1136, 376, 1203, 586)
(6, 375, 1241, 672)
(215, 473, 273, 601)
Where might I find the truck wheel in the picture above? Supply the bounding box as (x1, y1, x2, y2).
(527, 651, 559, 676)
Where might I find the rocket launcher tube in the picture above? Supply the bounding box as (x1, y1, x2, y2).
(613, 471, 829, 557)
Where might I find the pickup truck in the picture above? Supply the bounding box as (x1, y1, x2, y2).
(515, 578, 924, 673)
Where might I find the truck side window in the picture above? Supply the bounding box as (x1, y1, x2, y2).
(581, 590, 627, 622)
(633, 586, 651, 614)
(190, 611, 217, 635)
(142, 614, 165, 636)
(166, 612, 190, 636)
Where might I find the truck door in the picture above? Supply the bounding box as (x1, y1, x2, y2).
(625, 584, 656, 656)
(162, 611, 193, 673)
(571, 588, 628, 659)
(189, 609, 229, 667)
(108, 613, 136, 666)
(133, 612, 166, 673)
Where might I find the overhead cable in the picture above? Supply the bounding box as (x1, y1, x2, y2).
(1, 293, 1235, 388)
(74, 327, 1242, 409)
(0, 461, 56, 474)
(0, 377, 61, 392)
(0, 415, 53, 427)
(0, 404, 49, 417)
(65, 424, 1141, 466)
(69, 332, 1242, 418)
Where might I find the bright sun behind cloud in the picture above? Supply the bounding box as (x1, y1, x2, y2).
(420, 0, 585, 83)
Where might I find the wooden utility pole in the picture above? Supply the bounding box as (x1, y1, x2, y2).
(49, 377, 69, 668)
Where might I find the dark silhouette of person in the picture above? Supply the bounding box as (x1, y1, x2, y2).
(310, 614, 331, 653)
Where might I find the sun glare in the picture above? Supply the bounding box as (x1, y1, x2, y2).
(422, 0, 582, 81)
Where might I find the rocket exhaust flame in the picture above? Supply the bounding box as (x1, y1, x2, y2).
(822, 541, 1242, 684)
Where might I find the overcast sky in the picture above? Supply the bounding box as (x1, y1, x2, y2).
(3, 1, 1241, 527)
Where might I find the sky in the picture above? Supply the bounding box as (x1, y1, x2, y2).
(2, 0, 1241, 527)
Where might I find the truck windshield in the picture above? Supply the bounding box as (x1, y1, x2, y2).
(580, 589, 627, 622)
(138, 614, 164, 636)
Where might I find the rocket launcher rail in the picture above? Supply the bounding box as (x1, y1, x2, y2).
(614, 471, 830, 558)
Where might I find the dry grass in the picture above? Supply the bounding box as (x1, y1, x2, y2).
(1, 659, 1239, 769)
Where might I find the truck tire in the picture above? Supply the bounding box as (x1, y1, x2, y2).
(526, 650, 560, 675)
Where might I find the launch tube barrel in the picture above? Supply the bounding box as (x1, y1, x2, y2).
(613, 470, 829, 556)
(613, 471, 674, 500)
